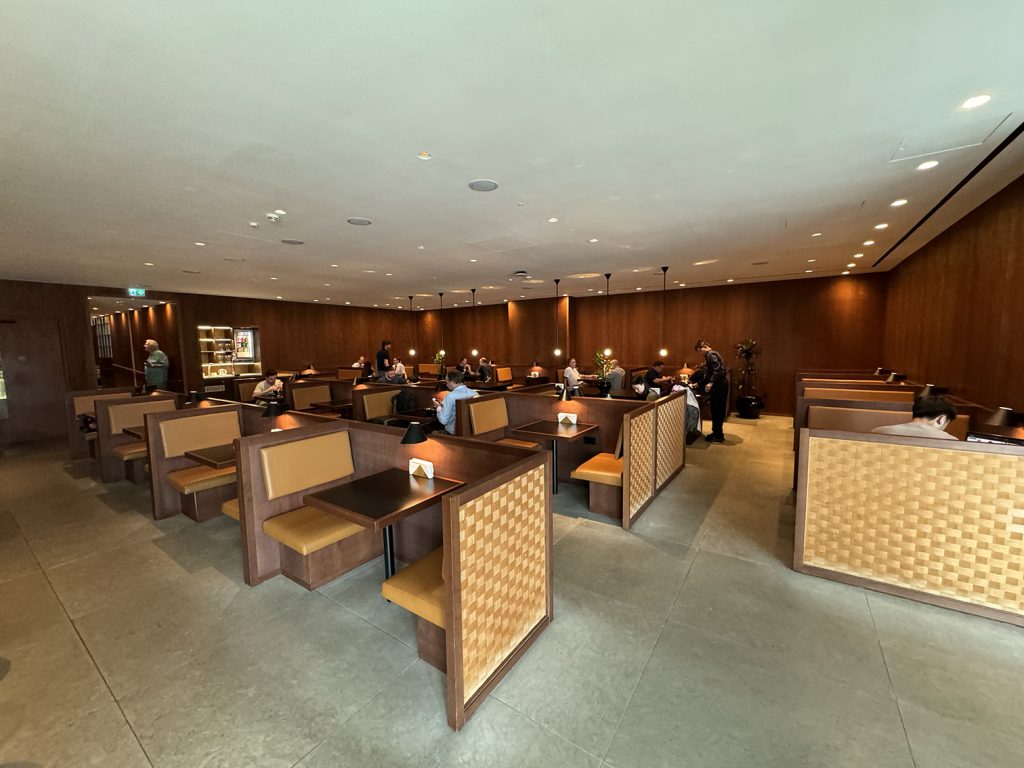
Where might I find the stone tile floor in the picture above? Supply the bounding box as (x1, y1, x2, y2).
(1, 415, 1021, 767)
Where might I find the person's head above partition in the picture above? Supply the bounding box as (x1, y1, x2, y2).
(912, 395, 957, 430)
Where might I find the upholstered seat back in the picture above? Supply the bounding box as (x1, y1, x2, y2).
(363, 390, 397, 421)
(804, 387, 916, 403)
(496, 367, 513, 384)
(258, 430, 354, 501)
(419, 363, 440, 377)
(238, 380, 260, 402)
(74, 392, 134, 417)
(468, 398, 509, 435)
(108, 398, 176, 435)
(160, 411, 241, 458)
(808, 405, 969, 441)
(292, 384, 331, 411)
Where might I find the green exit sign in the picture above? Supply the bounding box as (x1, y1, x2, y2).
(127, 287, 146, 297)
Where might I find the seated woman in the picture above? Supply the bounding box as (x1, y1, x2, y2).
(631, 375, 658, 401)
(253, 369, 284, 400)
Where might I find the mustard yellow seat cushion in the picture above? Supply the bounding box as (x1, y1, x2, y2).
(570, 453, 624, 487)
(167, 466, 237, 494)
(381, 547, 446, 629)
(497, 437, 540, 449)
(221, 498, 240, 520)
(263, 506, 364, 556)
(113, 441, 147, 461)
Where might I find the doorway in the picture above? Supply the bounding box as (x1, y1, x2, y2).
(86, 295, 184, 392)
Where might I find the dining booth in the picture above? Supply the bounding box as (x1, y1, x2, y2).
(234, 418, 553, 730)
(64, 386, 135, 458)
(93, 393, 178, 483)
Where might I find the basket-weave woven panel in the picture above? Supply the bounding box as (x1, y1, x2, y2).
(804, 437, 1024, 615)
(629, 410, 655, 518)
(656, 397, 685, 488)
(458, 464, 547, 703)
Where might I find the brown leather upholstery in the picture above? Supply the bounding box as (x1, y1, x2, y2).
(108, 399, 175, 436)
(803, 387, 916, 403)
(258, 431, 354, 501)
(469, 398, 509, 435)
(381, 547, 445, 628)
(808, 406, 969, 441)
(167, 465, 237, 494)
(160, 411, 241, 458)
(292, 384, 331, 411)
(362, 390, 396, 421)
(419, 363, 440, 377)
(221, 498, 240, 520)
(237, 380, 260, 402)
(496, 367, 513, 383)
(263, 506, 364, 555)
(497, 438, 539, 449)
(570, 454, 624, 486)
(73, 392, 133, 417)
(113, 441, 147, 461)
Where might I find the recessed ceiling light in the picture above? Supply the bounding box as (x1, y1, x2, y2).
(807, 258, 816, 263)
(330, 264, 339, 268)
(373, 304, 378, 307)
(347, 217, 372, 226)
(159, 301, 166, 305)
(91, 306, 98, 310)
(853, 253, 864, 258)
(587, 288, 594, 291)
(469, 259, 478, 263)
(274, 209, 287, 215)
(811, 232, 822, 237)
(313, 299, 319, 303)
(520, 295, 525, 298)
(874, 223, 888, 230)
(417, 245, 425, 250)
(249, 221, 259, 228)
(324, 283, 331, 287)
(282, 239, 304, 245)
(842, 270, 850, 275)
(917, 160, 939, 171)
(418, 151, 432, 160)
(385, 273, 392, 276)
(805, 269, 813, 273)
(847, 263, 856, 268)
(270, 277, 278, 280)
(86, 296, 92, 299)
(589, 238, 600, 243)
(863, 240, 875, 246)
(679, 283, 686, 287)
(363, 269, 376, 273)
(503, 298, 508, 302)
(275, 295, 283, 299)
(468, 179, 499, 192)
(548, 217, 559, 223)
(961, 94, 991, 110)
(143, 262, 154, 266)
(193, 242, 205, 247)
(597, 290, 604, 294)
(345, 301, 351, 305)
(693, 259, 718, 266)
(635, 287, 642, 291)
(890, 199, 908, 207)
(568, 273, 600, 279)
(726, 278, 735, 283)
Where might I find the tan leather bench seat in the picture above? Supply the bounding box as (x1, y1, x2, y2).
(263, 506, 364, 556)
(221, 498, 240, 520)
(497, 437, 540, 449)
(570, 454, 624, 486)
(113, 441, 147, 461)
(167, 465, 237, 494)
(381, 547, 445, 629)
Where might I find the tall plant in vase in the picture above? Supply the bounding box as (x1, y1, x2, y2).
(733, 338, 765, 419)
(433, 350, 447, 376)
(592, 349, 614, 397)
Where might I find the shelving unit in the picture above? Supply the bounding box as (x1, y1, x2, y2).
(198, 325, 262, 378)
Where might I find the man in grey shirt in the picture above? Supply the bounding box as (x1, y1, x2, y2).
(872, 396, 958, 440)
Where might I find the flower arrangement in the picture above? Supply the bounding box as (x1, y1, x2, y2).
(592, 349, 613, 381)
(433, 350, 446, 366)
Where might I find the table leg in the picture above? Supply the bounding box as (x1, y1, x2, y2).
(551, 439, 559, 495)
(383, 525, 396, 579)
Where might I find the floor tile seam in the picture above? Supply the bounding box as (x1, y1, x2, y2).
(19, 523, 156, 768)
(288, 736, 329, 768)
(485, 694, 605, 764)
(865, 591, 920, 768)
(317, 590, 419, 651)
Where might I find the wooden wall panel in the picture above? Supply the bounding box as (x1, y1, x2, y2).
(507, 297, 569, 369)
(416, 304, 511, 366)
(885, 175, 1024, 411)
(571, 275, 889, 415)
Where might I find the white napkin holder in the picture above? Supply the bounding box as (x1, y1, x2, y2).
(557, 412, 578, 426)
(409, 458, 434, 479)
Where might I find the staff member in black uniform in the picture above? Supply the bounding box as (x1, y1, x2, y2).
(695, 339, 728, 443)
(375, 340, 392, 376)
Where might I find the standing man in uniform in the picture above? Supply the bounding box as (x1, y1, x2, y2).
(143, 339, 169, 392)
(695, 339, 728, 443)
(375, 340, 391, 377)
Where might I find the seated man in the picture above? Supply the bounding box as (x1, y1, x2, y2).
(563, 357, 594, 392)
(477, 357, 493, 382)
(352, 355, 367, 369)
(644, 360, 673, 394)
(872, 395, 958, 440)
(378, 364, 409, 385)
(253, 369, 284, 399)
(607, 359, 626, 391)
(433, 371, 477, 434)
(393, 357, 407, 378)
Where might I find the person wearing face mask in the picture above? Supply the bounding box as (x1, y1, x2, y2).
(872, 396, 958, 440)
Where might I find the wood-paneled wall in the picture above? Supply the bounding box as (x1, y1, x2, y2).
(885, 174, 1024, 411)
(571, 275, 889, 414)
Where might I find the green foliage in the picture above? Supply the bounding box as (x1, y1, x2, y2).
(592, 349, 613, 380)
(433, 350, 446, 366)
(733, 338, 762, 394)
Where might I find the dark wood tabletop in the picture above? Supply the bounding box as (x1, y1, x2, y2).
(511, 419, 599, 442)
(398, 407, 439, 419)
(304, 467, 463, 533)
(184, 444, 236, 469)
(122, 426, 146, 440)
(310, 399, 353, 412)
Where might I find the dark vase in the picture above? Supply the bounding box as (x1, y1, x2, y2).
(596, 379, 613, 398)
(736, 394, 765, 419)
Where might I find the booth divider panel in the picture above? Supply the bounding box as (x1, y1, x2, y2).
(798, 432, 1024, 622)
(624, 407, 655, 529)
(655, 395, 686, 489)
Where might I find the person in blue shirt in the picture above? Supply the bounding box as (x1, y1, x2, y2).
(433, 371, 478, 434)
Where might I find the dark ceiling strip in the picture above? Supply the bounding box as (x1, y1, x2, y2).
(873, 117, 1024, 268)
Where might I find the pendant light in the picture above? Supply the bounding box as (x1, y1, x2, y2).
(602, 273, 612, 357)
(407, 296, 416, 356)
(470, 288, 478, 357)
(553, 278, 562, 358)
(658, 266, 669, 358)
(438, 292, 445, 358)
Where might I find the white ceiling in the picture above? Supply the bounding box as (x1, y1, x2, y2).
(3, 1, 1024, 309)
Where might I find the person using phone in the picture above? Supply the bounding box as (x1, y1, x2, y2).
(434, 371, 478, 434)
